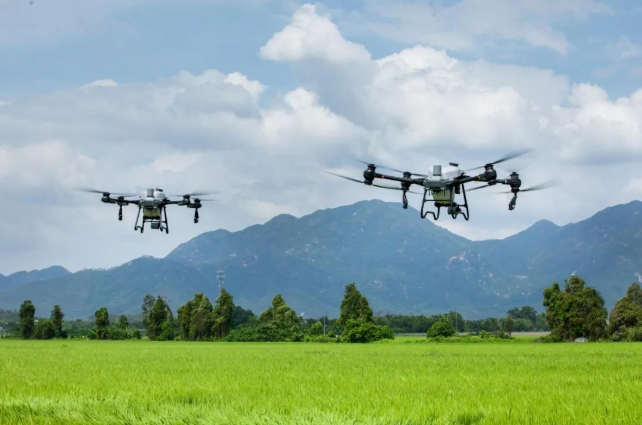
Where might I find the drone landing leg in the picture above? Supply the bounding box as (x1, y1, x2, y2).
(420, 190, 441, 220)
(460, 185, 470, 221)
(134, 206, 141, 231)
(163, 206, 169, 234)
(402, 191, 408, 209)
(118, 205, 123, 221)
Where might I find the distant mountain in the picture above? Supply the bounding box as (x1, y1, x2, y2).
(0, 266, 71, 293)
(1, 200, 641, 319)
(476, 200, 642, 306)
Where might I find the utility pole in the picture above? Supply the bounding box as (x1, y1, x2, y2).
(323, 310, 327, 335)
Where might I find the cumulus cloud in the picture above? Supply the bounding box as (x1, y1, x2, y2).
(260, 4, 371, 63)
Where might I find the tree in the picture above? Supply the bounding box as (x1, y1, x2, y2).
(338, 284, 374, 327)
(427, 316, 456, 338)
(507, 306, 538, 325)
(94, 307, 110, 339)
(51, 305, 64, 337)
(500, 317, 514, 336)
(141, 294, 155, 332)
(148, 297, 174, 341)
(34, 319, 56, 340)
(609, 283, 642, 338)
(231, 306, 255, 328)
(190, 293, 213, 340)
(19, 300, 36, 339)
(626, 282, 642, 308)
(177, 299, 194, 340)
(116, 315, 129, 330)
(257, 294, 301, 341)
(543, 275, 607, 341)
(212, 289, 235, 339)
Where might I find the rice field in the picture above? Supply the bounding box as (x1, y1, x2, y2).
(1, 338, 641, 424)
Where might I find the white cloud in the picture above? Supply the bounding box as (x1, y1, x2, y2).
(348, 0, 609, 54)
(608, 36, 642, 61)
(260, 4, 371, 63)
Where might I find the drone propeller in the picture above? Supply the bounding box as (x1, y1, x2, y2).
(169, 191, 218, 197)
(499, 180, 559, 194)
(193, 198, 218, 202)
(326, 171, 420, 194)
(467, 184, 495, 192)
(355, 159, 428, 178)
(466, 149, 533, 172)
(75, 188, 137, 197)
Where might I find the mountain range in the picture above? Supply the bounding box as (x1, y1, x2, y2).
(1, 200, 641, 319)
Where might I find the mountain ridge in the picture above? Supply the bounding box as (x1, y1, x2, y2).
(2, 200, 641, 319)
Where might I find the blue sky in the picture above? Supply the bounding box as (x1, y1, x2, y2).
(1, 0, 642, 273)
(0, 0, 642, 97)
(2, 0, 641, 97)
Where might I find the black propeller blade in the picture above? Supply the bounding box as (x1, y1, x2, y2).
(499, 180, 559, 194)
(169, 191, 218, 197)
(466, 149, 533, 172)
(355, 159, 428, 178)
(75, 188, 137, 197)
(468, 184, 494, 191)
(326, 171, 420, 194)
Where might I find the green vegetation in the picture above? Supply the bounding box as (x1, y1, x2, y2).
(609, 282, 642, 341)
(543, 275, 608, 341)
(2, 339, 642, 424)
(427, 315, 456, 338)
(18, 300, 35, 339)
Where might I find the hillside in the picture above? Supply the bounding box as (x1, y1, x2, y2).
(1, 200, 641, 319)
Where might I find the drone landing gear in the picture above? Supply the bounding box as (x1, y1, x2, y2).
(402, 191, 409, 210)
(118, 205, 123, 221)
(134, 207, 170, 234)
(509, 193, 518, 211)
(420, 186, 470, 221)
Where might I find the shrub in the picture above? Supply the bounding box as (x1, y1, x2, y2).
(427, 317, 456, 338)
(131, 329, 142, 340)
(341, 320, 394, 343)
(626, 327, 642, 342)
(34, 320, 56, 340)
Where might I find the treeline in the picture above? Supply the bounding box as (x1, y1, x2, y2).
(7, 275, 642, 343)
(374, 306, 549, 334)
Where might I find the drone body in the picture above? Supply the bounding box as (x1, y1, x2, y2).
(331, 151, 553, 221)
(82, 188, 215, 234)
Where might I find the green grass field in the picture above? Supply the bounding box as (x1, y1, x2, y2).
(1, 339, 642, 425)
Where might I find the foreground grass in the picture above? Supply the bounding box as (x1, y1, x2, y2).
(1, 340, 641, 424)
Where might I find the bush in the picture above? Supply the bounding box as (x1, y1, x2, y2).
(341, 320, 394, 343)
(107, 326, 128, 340)
(304, 335, 337, 343)
(131, 329, 142, 339)
(427, 317, 456, 338)
(626, 327, 642, 342)
(225, 323, 303, 342)
(34, 320, 56, 340)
